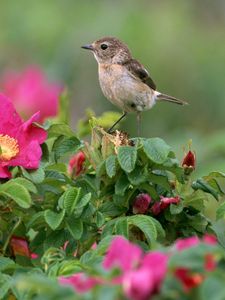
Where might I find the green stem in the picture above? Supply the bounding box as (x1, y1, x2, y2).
(2, 217, 22, 255)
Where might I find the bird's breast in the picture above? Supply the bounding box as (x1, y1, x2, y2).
(98, 63, 155, 112)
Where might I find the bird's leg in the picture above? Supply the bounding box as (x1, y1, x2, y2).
(107, 112, 127, 133)
(137, 112, 141, 136)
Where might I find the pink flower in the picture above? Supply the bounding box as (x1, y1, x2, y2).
(0, 94, 47, 178)
(133, 193, 151, 214)
(175, 236, 200, 251)
(103, 236, 142, 273)
(151, 196, 180, 215)
(0, 66, 62, 123)
(123, 268, 154, 300)
(68, 151, 86, 177)
(141, 252, 168, 292)
(59, 273, 100, 293)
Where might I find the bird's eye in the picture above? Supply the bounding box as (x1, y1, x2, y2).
(100, 43, 108, 50)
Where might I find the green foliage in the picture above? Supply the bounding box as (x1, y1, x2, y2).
(1, 122, 225, 300)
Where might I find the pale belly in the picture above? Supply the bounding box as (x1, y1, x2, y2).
(98, 64, 156, 113)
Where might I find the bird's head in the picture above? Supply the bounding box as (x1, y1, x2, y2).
(82, 37, 131, 64)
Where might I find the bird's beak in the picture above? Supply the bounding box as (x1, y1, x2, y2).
(81, 44, 94, 51)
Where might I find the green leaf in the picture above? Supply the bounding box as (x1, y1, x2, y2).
(96, 211, 105, 228)
(117, 146, 137, 173)
(53, 136, 81, 159)
(100, 202, 127, 217)
(0, 274, 12, 299)
(192, 178, 219, 200)
(183, 190, 206, 211)
(66, 218, 83, 240)
(0, 182, 32, 208)
(48, 123, 75, 138)
(143, 138, 171, 164)
(21, 167, 45, 184)
(127, 215, 158, 244)
(0, 257, 15, 271)
(148, 173, 171, 191)
(76, 192, 92, 209)
(63, 187, 81, 215)
(9, 177, 37, 193)
(44, 209, 65, 230)
(216, 202, 225, 220)
(115, 173, 130, 195)
(115, 218, 129, 238)
(105, 155, 117, 178)
(127, 165, 147, 185)
(200, 275, 225, 300)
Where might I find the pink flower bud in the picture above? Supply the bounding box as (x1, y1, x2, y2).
(182, 150, 196, 174)
(68, 151, 86, 177)
(133, 193, 151, 214)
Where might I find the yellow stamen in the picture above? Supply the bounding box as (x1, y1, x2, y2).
(0, 134, 19, 161)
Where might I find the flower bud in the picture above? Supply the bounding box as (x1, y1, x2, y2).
(68, 151, 85, 177)
(133, 193, 151, 214)
(182, 150, 196, 175)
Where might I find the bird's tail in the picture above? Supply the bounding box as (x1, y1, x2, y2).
(155, 91, 188, 105)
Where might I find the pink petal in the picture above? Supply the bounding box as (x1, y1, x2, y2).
(123, 268, 154, 300)
(103, 236, 142, 273)
(0, 166, 11, 178)
(175, 236, 200, 251)
(59, 273, 100, 293)
(141, 252, 168, 291)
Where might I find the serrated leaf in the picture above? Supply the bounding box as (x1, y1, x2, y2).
(115, 218, 129, 238)
(66, 218, 83, 240)
(127, 166, 147, 185)
(0, 274, 12, 299)
(63, 187, 81, 215)
(127, 215, 158, 244)
(53, 136, 81, 159)
(105, 155, 117, 178)
(148, 173, 171, 191)
(0, 257, 15, 271)
(117, 146, 137, 173)
(216, 202, 225, 220)
(48, 123, 75, 137)
(96, 211, 105, 228)
(21, 167, 45, 184)
(10, 177, 37, 193)
(0, 182, 32, 208)
(115, 173, 130, 195)
(76, 192, 92, 209)
(143, 138, 170, 164)
(44, 209, 65, 230)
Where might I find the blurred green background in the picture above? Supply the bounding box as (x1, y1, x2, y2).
(0, 0, 225, 176)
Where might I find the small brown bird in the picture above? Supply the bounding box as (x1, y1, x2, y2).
(82, 37, 187, 134)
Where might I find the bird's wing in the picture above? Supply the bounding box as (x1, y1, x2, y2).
(122, 59, 157, 90)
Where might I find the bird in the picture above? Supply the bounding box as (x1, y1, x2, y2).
(82, 36, 188, 135)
